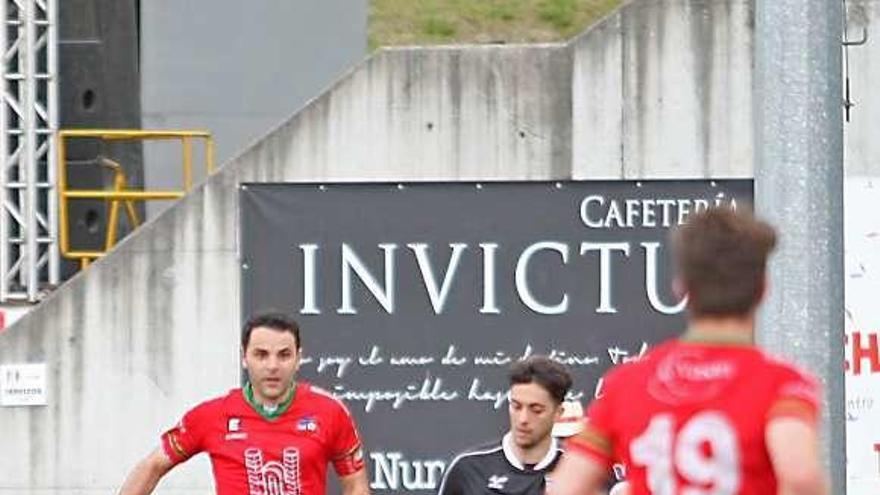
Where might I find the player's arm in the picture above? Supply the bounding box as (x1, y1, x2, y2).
(765, 369, 828, 495)
(608, 480, 630, 495)
(118, 447, 175, 495)
(547, 452, 607, 495)
(339, 467, 371, 495)
(766, 418, 828, 495)
(435, 458, 465, 495)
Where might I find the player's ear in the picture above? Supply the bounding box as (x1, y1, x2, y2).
(755, 275, 768, 305)
(293, 347, 303, 371)
(673, 276, 688, 301)
(240, 347, 248, 369)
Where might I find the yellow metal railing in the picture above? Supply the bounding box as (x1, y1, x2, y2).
(58, 129, 215, 268)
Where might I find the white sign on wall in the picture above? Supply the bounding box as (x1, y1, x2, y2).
(845, 177, 880, 494)
(0, 363, 47, 406)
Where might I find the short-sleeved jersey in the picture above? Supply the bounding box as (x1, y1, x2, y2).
(161, 382, 364, 495)
(567, 335, 821, 495)
(437, 433, 563, 495)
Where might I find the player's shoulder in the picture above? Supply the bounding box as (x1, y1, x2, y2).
(300, 382, 353, 415)
(755, 351, 821, 399)
(201, 388, 240, 408)
(755, 350, 819, 382)
(181, 388, 241, 419)
(446, 439, 505, 471)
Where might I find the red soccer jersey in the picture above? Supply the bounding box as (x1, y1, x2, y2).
(161, 382, 364, 495)
(567, 333, 820, 495)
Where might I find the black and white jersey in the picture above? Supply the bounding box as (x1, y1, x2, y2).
(437, 433, 563, 495)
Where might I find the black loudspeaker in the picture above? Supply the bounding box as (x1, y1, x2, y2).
(58, 0, 142, 276)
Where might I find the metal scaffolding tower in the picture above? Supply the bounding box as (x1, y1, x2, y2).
(0, 0, 58, 302)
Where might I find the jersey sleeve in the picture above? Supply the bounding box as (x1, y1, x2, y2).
(329, 398, 365, 476)
(160, 401, 212, 465)
(766, 364, 821, 425)
(436, 457, 466, 495)
(565, 372, 618, 469)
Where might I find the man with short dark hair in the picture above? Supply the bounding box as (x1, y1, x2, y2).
(551, 208, 828, 495)
(437, 356, 573, 495)
(118, 313, 370, 495)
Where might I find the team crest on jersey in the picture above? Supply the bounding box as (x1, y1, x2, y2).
(245, 447, 302, 495)
(296, 416, 318, 432)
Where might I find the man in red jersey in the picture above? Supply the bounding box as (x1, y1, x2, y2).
(550, 208, 828, 495)
(118, 313, 370, 495)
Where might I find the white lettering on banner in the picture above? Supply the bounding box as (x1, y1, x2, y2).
(515, 242, 569, 315)
(580, 242, 630, 314)
(390, 355, 434, 366)
(466, 378, 508, 409)
(608, 343, 649, 365)
(370, 452, 446, 491)
(642, 242, 688, 314)
(299, 244, 320, 314)
(299, 241, 684, 316)
(300, 342, 649, 412)
(316, 356, 353, 379)
(479, 243, 500, 314)
(408, 243, 467, 315)
(440, 345, 467, 366)
(579, 194, 737, 229)
(338, 243, 397, 314)
(548, 349, 600, 366)
(359, 346, 384, 366)
(333, 377, 458, 412)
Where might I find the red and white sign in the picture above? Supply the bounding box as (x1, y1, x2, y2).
(845, 177, 880, 494)
(0, 305, 31, 332)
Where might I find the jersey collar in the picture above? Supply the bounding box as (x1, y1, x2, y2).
(680, 327, 754, 346)
(243, 382, 298, 420)
(501, 432, 559, 471)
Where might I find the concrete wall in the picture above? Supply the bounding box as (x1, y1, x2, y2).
(572, 0, 754, 178)
(1, 0, 878, 493)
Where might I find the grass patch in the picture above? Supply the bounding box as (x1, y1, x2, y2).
(422, 17, 457, 39)
(370, 0, 622, 50)
(538, 0, 577, 29)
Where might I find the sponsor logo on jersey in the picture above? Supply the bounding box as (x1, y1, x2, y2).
(649, 350, 736, 403)
(487, 474, 508, 490)
(225, 417, 247, 440)
(296, 416, 318, 432)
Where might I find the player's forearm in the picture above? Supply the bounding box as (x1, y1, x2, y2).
(548, 454, 605, 495)
(118, 449, 174, 495)
(340, 469, 371, 495)
(777, 474, 828, 495)
(118, 463, 162, 495)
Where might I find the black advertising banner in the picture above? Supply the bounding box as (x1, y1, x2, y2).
(240, 180, 753, 494)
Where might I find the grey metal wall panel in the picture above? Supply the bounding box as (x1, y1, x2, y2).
(139, 0, 368, 217)
(58, 0, 143, 271)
